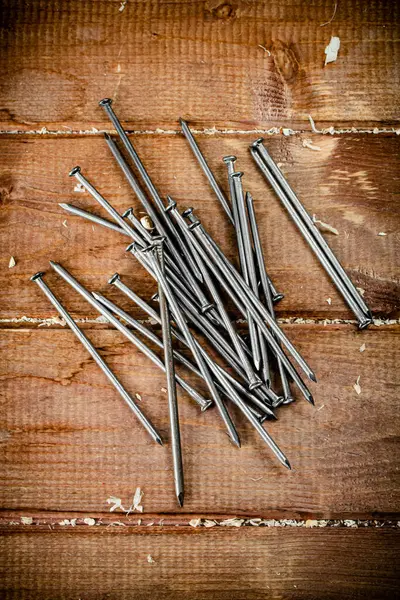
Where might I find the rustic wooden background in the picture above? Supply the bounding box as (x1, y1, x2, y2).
(1, 0, 399, 598)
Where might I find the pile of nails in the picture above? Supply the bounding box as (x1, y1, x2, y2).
(31, 99, 372, 507)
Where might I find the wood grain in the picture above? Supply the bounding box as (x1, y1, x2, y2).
(1, 133, 398, 322)
(1, 325, 399, 517)
(1, 525, 399, 600)
(0, 0, 399, 131)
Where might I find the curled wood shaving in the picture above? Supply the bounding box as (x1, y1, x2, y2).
(20, 516, 33, 525)
(312, 214, 339, 235)
(258, 44, 271, 56)
(359, 343, 366, 353)
(8, 256, 16, 268)
(106, 496, 125, 512)
(324, 36, 340, 65)
(83, 518, 96, 526)
(320, 1, 337, 26)
(353, 376, 362, 395)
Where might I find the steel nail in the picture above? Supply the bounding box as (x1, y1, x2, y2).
(49, 261, 210, 410)
(59, 203, 130, 236)
(251, 140, 372, 329)
(30, 271, 162, 445)
(153, 239, 184, 507)
(144, 248, 241, 448)
(179, 118, 234, 224)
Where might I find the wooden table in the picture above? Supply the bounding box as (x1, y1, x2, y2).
(1, 1, 399, 598)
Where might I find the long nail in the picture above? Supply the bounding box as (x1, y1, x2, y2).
(178, 208, 262, 390)
(31, 271, 162, 445)
(68, 167, 144, 244)
(153, 240, 184, 507)
(59, 203, 130, 235)
(251, 140, 372, 329)
(179, 118, 234, 224)
(231, 172, 262, 371)
(246, 191, 291, 397)
(144, 249, 241, 448)
(49, 261, 210, 410)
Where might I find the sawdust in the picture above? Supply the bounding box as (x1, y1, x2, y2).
(20, 517, 33, 525)
(83, 518, 96, 526)
(353, 376, 362, 395)
(312, 214, 339, 235)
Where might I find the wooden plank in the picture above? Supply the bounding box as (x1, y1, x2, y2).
(1, 526, 399, 600)
(1, 134, 398, 322)
(0, 0, 399, 131)
(1, 325, 399, 517)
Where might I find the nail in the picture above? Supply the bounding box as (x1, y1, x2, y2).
(49, 261, 210, 410)
(59, 203, 130, 236)
(179, 118, 234, 224)
(144, 248, 241, 448)
(251, 140, 372, 329)
(177, 207, 263, 390)
(68, 166, 144, 244)
(153, 239, 184, 507)
(246, 191, 291, 398)
(31, 271, 162, 445)
(231, 172, 262, 372)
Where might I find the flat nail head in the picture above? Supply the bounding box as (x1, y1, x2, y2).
(30, 271, 45, 282)
(165, 196, 177, 212)
(126, 242, 135, 252)
(99, 98, 113, 107)
(182, 207, 194, 218)
(231, 171, 244, 179)
(122, 208, 133, 218)
(108, 273, 120, 285)
(251, 138, 264, 148)
(151, 292, 159, 302)
(223, 155, 237, 164)
(69, 166, 81, 177)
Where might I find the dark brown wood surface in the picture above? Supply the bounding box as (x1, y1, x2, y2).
(1, 1, 399, 598)
(0, 0, 399, 130)
(1, 133, 398, 321)
(1, 525, 399, 600)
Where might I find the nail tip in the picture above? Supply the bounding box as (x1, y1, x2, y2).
(177, 492, 184, 507)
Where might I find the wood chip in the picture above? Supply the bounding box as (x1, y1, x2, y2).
(20, 516, 33, 525)
(359, 343, 366, 353)
(161, 387, 167, 393)
(377, 232, 387, 236)
(203, 520, 217, 527)
(326, 298, 332, 305)
(83, 518, 96, 526)
(73, 183, 85, 193)
(119, 1, 127, 12)
(305, 519, 319, 528)
(8, 256, 16, 268)
(356, 287, 366, 297)
(62, 220, 68, 228)
(135, 393, 142, 401)
(106, 496, 125, 512)
(147, 555, 155, 563)
(302, 139, 321, 151)
(312, 214, 339, 235)
(220, 518, 245, 527)
(353, 376, 362, 395)
(189, 519, 201, 528)
(324, 36, 340, 65)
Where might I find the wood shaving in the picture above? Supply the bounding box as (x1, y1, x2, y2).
(282, 128, 295, 136)
(248, 519, 262, 526)
(59, 519, 71, 526)
(320, 1, 337, 26)
(119, 1, 127, 12)
(137, 519, 142, 525)
(135, 393, 142, 401)
(106, 496, 125, 512)
(140, 215, 154, 230)
(146, 522, 154, 526)
(189, 519, 201, 528)
(73, 183, 85, 193)
(344, 520, 358, 528)
(326, 298, 332, 305)
(20, 516, 33, 525)
(8, 256, 16, 268)
(83, 518, 96, 526)
(312, 214, 339, 235)
(317, 404, 325, 411)
(359, 343, 366, 353)
(258, 44, 271, 56)
(161, 387, 167, 393)
(356, 287, 365, 297)
(353, 375, 362, 395)
(126, 487, 144, 514)
(302, 139, 321, 151)
(147, 555, 155, 563)
(203, 520, 217, 527)
(377, 232, 387, 236)
(109, 521, 126, 526)
(324, 36, 340, 65)
(62, 220, 68, 228)
(306, 519, 319, 528)
(220, 518, 245, 527)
